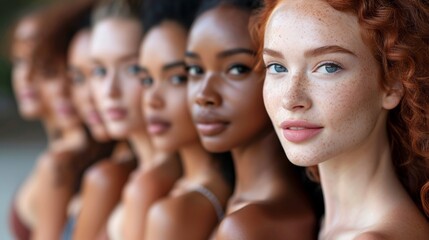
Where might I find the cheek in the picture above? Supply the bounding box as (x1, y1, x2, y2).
(263, 78, 282, 124)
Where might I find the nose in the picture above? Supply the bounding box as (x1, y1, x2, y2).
(194, 73, 221, 108)
(281, 72, 312, 111)
(145, 82, 164, 110)
(106, 71, 121, 98)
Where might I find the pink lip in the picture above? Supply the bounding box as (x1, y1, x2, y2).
(87, 110, 102, 125)
(56, 104, 75, 117)
(106, 107, 127, 121)
(194, 111, 229, 137)
(19, 89, 38, 101)
(280, 120, 323, 143)
(146, 116, 171, 135)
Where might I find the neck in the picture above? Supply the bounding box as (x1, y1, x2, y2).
(42, 116, 59, 145)
(319, 122, 405, 230)
(129, 130, 163, 169)
(231, 129, 294, 201)
(179, 141, 217, 184)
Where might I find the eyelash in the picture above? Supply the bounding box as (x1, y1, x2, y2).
(315, 62, 343, 74)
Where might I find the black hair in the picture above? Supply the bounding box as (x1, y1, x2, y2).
(141, 0, 201, 34)
(196, 0, 263, 18)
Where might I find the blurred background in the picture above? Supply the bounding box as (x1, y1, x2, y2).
(1, 0, 54, 238)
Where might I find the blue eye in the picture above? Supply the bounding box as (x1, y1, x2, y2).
(92, 66, 107, 78)
(71, 73, 85, 85)
(266, 64, 288, 74)
(170, 75, 187, 85)
(141, 77, 153, 87)
(186, 65, 204, 76)
(127, 64, 142, 76)
(228, 64, 251, 75)
(316, 63, 342, 74)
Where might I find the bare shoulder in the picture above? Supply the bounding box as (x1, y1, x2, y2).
(145, 192, 219, 240)
(353, 232, 389, 240)
(355, 209, 429, 240)
(83, 159, 133, 190)
(215, 202, 316, 240)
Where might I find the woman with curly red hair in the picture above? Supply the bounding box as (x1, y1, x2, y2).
(258, 0, 429, 238)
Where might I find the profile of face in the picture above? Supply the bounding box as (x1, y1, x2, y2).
(262, 0, 401, 166)
(186, 6, 271, 153)
(37, 67, 81, 130)
(90, 18, 144, 140)
(141, 21, 198, 152)
(11, 16, 45, 119)
(69, 30, 110, 142)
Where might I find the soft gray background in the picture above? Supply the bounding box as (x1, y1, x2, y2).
(0, 96, 46, 240)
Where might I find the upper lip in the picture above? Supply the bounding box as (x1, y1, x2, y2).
(193, 110, 229, 125)
(146, 115, 170, 126)
(280, 120, 323, 129)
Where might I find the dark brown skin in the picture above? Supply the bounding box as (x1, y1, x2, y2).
(186, 5, 317, 240)
(140, 21, 233, 240)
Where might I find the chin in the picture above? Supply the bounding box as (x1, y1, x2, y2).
(91, 128, 111, 142)
(200, 138, 231, 153)
(105, 125, 129, 140)
(20, 106, 42, 120)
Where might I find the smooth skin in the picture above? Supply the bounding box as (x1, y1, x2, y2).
(141, 21, 232, 240)
(186, 5, 316, 240)
(89, 17, 181, 240)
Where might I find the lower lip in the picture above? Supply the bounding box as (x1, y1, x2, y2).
(20, 92, 38, 101)
(282, 128, 322, 143)
(147, 123, 170, 135)
(196, 123, 227, 136)
(106, 109, 127, 121)
(87, 111, 102, 125)
(57, 106, 75, 117)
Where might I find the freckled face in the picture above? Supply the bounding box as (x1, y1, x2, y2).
(141, 21, 198, 152)
(263, 0, 390, 166)
(90, 18, 144, 140)
(186, 6, 271, 153)
(69, 30, 110, 142)
(11, 17, 45, 119)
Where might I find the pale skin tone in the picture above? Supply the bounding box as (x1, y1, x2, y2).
(141, 21, 232, 240)
(67, 29, 134, 240)
(11, 14, 92, 240)
(186, 6, 316, 240)
(263, 0, 429, 239)
(89, 17, 181, 240)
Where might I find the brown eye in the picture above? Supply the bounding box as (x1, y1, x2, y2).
(228, 64, 251, 75)
(170, 75, 188, 85)
(186, 65, 204, 76)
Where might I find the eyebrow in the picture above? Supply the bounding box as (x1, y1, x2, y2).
(185, 51, 199, 59)
(217, 48, 256, 58)
(263, 45, 357, 59)
(185, 48, 256, 60)
(162, 61, 186, 71)
(305, 45, 356, 57)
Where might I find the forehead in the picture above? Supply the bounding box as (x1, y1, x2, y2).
(69, 31, 91, 63)
(141, 21, 187, 64)
(91, 18, 142, 60)
(265, 0, 364, 54)
(188, 5, 253, 50)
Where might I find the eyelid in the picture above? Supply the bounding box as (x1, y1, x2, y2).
(314, 61, 344, 73)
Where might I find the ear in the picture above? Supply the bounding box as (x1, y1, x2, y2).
(382, 81, 403, 110)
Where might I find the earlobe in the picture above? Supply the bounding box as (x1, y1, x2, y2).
(382, 84, 403, 110)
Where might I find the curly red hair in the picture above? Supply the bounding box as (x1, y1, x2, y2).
(253, 0, 429, 218)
